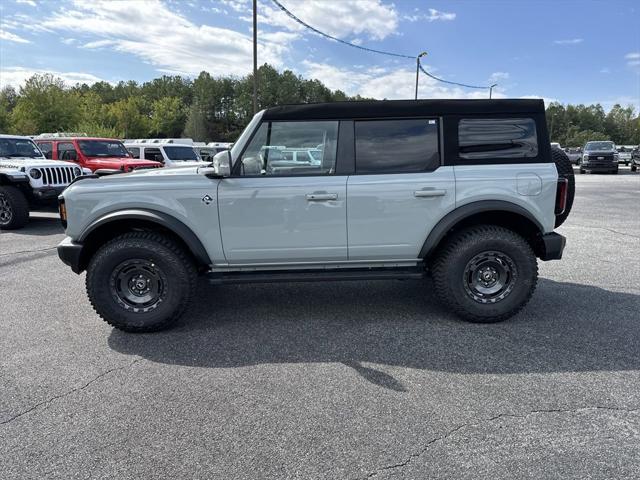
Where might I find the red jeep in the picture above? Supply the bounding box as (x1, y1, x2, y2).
(34, 136, 162, 173)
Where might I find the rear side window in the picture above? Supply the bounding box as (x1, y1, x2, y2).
(458, 118, 538, 160)
(57, 142, 77, 161)
(144, 148, 162, 162)
(127, 147, 140, 158)
(355, 119, 439, 174)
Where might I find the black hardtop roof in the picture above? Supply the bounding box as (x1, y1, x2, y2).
(262, 98, 545, 121)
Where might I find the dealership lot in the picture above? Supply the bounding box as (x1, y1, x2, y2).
(1, 169, 639, 479)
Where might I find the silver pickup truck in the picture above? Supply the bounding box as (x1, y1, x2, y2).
(57, 99, 574, 332)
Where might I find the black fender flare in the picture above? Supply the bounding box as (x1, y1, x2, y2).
(419, 200, 544, 258)
(79, 209, 211, 266)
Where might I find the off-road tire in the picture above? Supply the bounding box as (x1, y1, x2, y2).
(86, 232, 197, 332)
(632, 165, 637, 172)
(551, 147, 575, 227)
(0, 185, 29, 230)
(431, 225, 538, 323)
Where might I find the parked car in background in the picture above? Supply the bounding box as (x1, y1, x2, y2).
(124, 139, 206, 167)
(616, 145, 634, 166)
(580, 141, 618, 174)
(194, 142, 233, 163)
(0, 134, 90, 230)
(35, 134, 161, 173)
(631, 147, 640, 172)
(565, 147, 582, 164)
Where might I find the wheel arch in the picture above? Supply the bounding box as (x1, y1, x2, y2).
(77, 209, 211, 272)
(420, 200, 545, 260)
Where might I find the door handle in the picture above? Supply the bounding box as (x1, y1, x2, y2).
(414, 189, 447, 198)
(305, 193, 338, 201)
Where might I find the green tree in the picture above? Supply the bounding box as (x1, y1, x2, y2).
(105, 97, 149, 138)
(150, 96, 186, 137)
(10, 74, 80, 134)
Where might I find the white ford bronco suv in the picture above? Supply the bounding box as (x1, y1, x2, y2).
(0, 134, 88, 230)
(57, 99, 574, 332)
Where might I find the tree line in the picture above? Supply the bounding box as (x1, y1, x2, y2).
(1, 64, 638, 146)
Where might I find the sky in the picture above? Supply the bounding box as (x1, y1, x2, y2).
(0, 0, 639, 110)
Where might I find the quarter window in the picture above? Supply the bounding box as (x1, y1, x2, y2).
(458, 118, 538, 159)
(355, 119, 440, 174)
(239, 121, 338, 176)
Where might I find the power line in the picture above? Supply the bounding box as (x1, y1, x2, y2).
(418, 59, 490, 90)
(270, 0, 413, 59)
(269, 0, 493, 92)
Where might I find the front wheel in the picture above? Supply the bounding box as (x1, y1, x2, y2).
(632, 165, 637, 172)
(86, 232, 197, 332)
(0, 186, 29, 230)
(431, 225, 538, 323)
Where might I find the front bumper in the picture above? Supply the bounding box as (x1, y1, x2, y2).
(32, 186, 66, 200)
(57, 237, 84, 274)
(539, 232, 566, 261)
(581, 163, 617, 172)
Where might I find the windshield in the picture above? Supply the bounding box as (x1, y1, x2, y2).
(78, 140, 130, 157)
(164, 146, 199, 161)
(585, 141, 614, 151)
(0, 138, 44, 159)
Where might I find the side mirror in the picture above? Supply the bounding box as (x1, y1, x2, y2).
(214, 150, 232, 176)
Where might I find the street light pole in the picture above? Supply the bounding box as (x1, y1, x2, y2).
(489, 83, 497, 99)
(414, 52, 428, 100)
(252, 0, 258, 114)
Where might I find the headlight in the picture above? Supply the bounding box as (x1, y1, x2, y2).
(74, 167, 81, 177)
(29, 168, 42, 179)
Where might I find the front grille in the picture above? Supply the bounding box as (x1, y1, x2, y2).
(588, 154, 613, 161)
(40, 166, 79, 186)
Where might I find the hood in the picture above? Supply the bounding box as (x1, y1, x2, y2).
(86, 157, 161, 166)
(123, 165, 201, 177)
(0, 157, 78, 169)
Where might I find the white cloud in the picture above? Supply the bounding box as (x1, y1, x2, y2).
(625, 52, 640, 68)
(553, 38, 583, 45)
(0, 67, 105, 88)
(37, 0, 288, 77)
(0, 28, 31, 44)
(489, 71, 509, 83)
(15, 0, 37, 6)
(600, 67, 610, 74)
(302, 61, 500, 100)
(256, 0, 399, 41)
(404, 8, 456, 22)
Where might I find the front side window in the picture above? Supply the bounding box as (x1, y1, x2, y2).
(57, 142, 77, 161)
(239, 121, 338, 176)
(0, 138, 44, 159)
(355, 119, 440, 174)
(78, 140, 130, 158)
(37, 141, 53, 159)
(458, 118, 538, 160)
(164, 146, 199, 161)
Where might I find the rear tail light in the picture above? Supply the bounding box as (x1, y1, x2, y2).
(555, 178, 568, 215)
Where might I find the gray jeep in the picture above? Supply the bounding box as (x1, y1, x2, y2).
(57, 99, 574, 332)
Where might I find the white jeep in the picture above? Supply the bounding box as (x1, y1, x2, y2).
(0, 135, 88, 230)
(57, 99, 575, 332)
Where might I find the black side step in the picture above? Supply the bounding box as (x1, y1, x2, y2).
(205, 267, 426, 285)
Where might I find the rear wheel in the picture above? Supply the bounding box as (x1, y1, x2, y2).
(632, 164, 637, 172)
(431, 225, 538, 323)
(0, 185, 29, 230)
(86, 232, 197, 332)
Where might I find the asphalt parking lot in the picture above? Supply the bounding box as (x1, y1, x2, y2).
(1, 168, 639, 480)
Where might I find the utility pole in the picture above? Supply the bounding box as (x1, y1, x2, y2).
(414, 52, 428, 100)
(489, 83, 497, 99)
(252, 0, 258, 113)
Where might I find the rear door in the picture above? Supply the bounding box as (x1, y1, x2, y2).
(346, 118, 455, 260)
(218, 119, 348, 264)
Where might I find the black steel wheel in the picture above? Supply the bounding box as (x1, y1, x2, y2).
(431, 225, 538, 323)
(86, 232, 197, 332)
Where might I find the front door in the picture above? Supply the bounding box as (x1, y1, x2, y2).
(218, 119, 347, 264)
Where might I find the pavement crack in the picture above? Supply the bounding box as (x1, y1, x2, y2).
(569, 224, 640, 240)
(0, 358, 143, 426)
(359, 405, 639, 479)
(0, 246, 57, 257)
